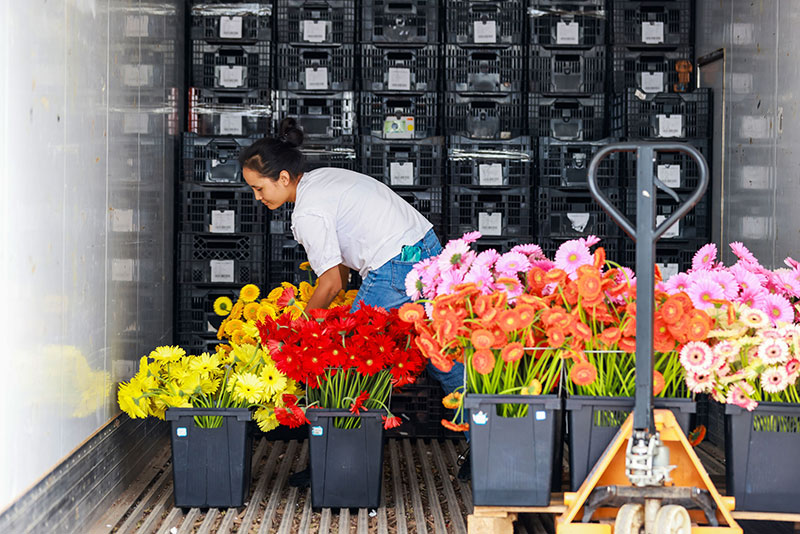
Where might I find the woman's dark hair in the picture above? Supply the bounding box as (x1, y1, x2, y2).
(238, 118, 306, 181)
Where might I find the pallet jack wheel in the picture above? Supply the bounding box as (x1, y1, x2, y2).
(614, 503, 644, 534)
(654, 505, 691, 534)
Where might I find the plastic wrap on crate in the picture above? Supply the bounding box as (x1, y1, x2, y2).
(272, 91, 355, 140)
(361, 136, 444, 188)
(362, 0, 439, 44)
(447, 136, 532, 188)
(189, 88, 271, 137)
(445, 0, 525, 45)
(191, 42, 271, 90)
(612, 88, 712, 140)
(304, 143, 359, 171)
(177, 284, 240, 335)
(360, 92, 438, 140)
(622, 238, 705, 279)
(182, 133, 260, 184)
(360, 45, 439, 93)
(623, 138, 708, 191)
(276, 44, 355, 91)
(445, 45, 524, 93)
(178, 233, 268, 285)
(191, 3, 272, 42)
(110, 105, 168, 137)
(179, 183, 268, 234)
(538, 137, 623, 189)
(396, 189, 444, 232)
(623, 191, 710, 241)
(536, 187, 625, 238)
(528, 1, 607, 47)
(529, 94, 606, 141)
(276, 0, 356, 45)
(445, 93, 526, 140)
(449, 186, 532, 238)
(269, 232, 310, 287)
(529, 46, 606, 95)
(612, 0, 693, 47)
(611, 46, 695, 94)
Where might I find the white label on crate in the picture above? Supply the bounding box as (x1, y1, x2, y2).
(478, 212, 502, 236)
(219, 16, 243, 39)
(388, 67, 411, 91)
(657, 164, 681, 188)
(556, 21, 580, 45)
(641, 72, 664, 93)
(112, 259, 135, 282)
(478, 163, 503, 186)
(472, 411, 489, 425)
(634, 89, 647, 101)
(123, 112, 149, 134)
(303, 20, 327, 42)
(473, 20, 497, 43)
(656, 215, 680, 239)
(567, 212, 590, 233)
(123, 64, 152, 87)
(658, 262, 680, 281)
(210, 210, 236, 233)
(390, 162, 415, 186)
(125, 15, 149, 37)
(176, 427, 187, 438)
(383, 116, 415, 139)
(305, 67, 329, 90)
(219, 113, 243, 135)
(218, 65, 245, 88)
(112, 209, 134, 232)
(311, 426, 324, 436)
(642, 21, 665, 44)
(657, 114, 683, 138)
(535, 410, 547, 421)
(207, 321, 217, 333)
(210, 260, 235, 282)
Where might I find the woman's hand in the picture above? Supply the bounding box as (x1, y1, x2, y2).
(305, 264, 350, 310)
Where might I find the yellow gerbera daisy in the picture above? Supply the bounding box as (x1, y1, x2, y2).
(229, 300, 244, 321)
(257, 303, 279, 321)
(189, 353, 220, 375)
(149, 345, 186, 362)
(118, 381, 148, 418)
(200, 377, 221, 395)
(239, 284, 260, 302)
(260, 363, 288, 397)
(213, 296, 233, 316)
(522, 379, 543, 396)
(253, 407, 279, 433)
(266, 286, 283, 303)
(179, 373, 202, 396)
(299, 281, 314, 302)
(243, 302, 261, 322)
(225, 319, 245, 336)
(299, 261, 312, 271)
(232, 372, 265, 404)
(230, 329, 248, 345)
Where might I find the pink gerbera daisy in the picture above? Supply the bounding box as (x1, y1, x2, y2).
(692, 243, 718, 271)
(680, 341, 715, 373)
(730, 241, 758, 264)
(727, 383, 758, 411)
(760, 293, 794, 326)
(530, 258, 555, 271)
(737, 286, 768, 310)
(686, 275, 725, 310)
(554, 240, 592, 278)
(786, 358, 800, 376)
(579, 235, 600, 247)
(775, 270, 800, 298)
(405, 269, 423, 300)
(461, 231, 481, 243)
(437, 239, 472, 273)
(473, 249, 500, 269)
(761, 366, 789, 394)
(663, 272, 691, 294)
(739, 307, 770, 329)
(464, 263, 494, 294)
(713, 340, 739, 362)
(511, 243, 544, 260)
(436, 268, 465, 296)
(730, 265, 763, 294)
(711, 271, 739, 300)
(757, 338, 790, 365)
(495, 251, 530, 276)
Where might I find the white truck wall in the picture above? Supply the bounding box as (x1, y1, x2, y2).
(697, 0, 800, 268)
(0, 0, 182, 510)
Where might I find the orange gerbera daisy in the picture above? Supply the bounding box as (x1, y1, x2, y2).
(441, 419, 469, 432)
(398, 302, 426, 323)
(619, 336, 637, 353)
(570, 361, 598, 386)
(471, 349, 496, 375)
(497, 309, 523, 333)
(688, 425, 707, 447)
(544, 268, 567, 284)
(442, 391, 462, 410)
(659, 295, 685, 325)
(597, 326, 621, 347)
(471, 329, 494, 350)
(571, 321, 593, 342)
(243, 302, 260, 322)
(473, 294, 491, 316)
(527, 267, 547, 294)
(686, 310, 712, 342)
(576, 269, 603, 301)
(501, 342, 525, 363)
(515, 304, 536, 328)
(546, 327, 566, 348)
(593, 247, 606, 269)
(415, 332, 441, 360)
(652, 370, 665, 396)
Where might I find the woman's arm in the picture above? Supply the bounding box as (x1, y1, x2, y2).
(305, 264, 349, 310)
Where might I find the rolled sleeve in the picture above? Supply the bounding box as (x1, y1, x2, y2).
(291, 213, 343, 277)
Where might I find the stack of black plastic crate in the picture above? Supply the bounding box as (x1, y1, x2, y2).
(270, 0, 357, 287)
(177, 3, 273, 354)
(528, 0, 623, 259)
(443, 0, 530, 251)
(609, 0, 710, 278)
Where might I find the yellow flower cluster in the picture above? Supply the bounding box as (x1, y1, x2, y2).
(117, 343, 301, 432)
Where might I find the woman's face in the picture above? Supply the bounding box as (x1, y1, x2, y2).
(243, 168, 294, 210)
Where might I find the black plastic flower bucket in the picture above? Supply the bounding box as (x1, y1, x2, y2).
(464, 394, 562, 506)
(165, 408, 253, 509)
(726, 402, 800, 513)
(306, 410, 384, 509)
(565, 396, 695, 491)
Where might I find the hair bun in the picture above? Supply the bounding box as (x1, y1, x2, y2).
(278, 117, 304, 148)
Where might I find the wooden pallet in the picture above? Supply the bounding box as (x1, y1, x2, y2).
(468, 494, 567, 534)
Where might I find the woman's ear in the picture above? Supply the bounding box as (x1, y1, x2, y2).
(279, 170, 292, 186)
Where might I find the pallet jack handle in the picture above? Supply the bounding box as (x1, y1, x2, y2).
(586, 142, 709, 435)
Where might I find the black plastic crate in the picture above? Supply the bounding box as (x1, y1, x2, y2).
(528, 46, 606, 95)
(182, 133, 260, 185)
(176, 284, 240, 335)
(175, 332, 228, 356)
(612, 88, 712, 139)
(272, 91, 356, 141)
(389, 370, 462, 439)
(611, 46, 694, 94)
(445, 45, 524, 93)
(472, 237, 534, 253)
(539, 137, 624, 189)
(190, 3, 272, 42)
(622, 138, 708, 191)
(612, 0, 693, 47)
(189, 88, 271, 137)
(178, 233, 268, 285)
(538, 237, 623, 262)
(360, 45, 439, 92)
(622, 238, 707, 276)
(623, 192, 710, 240)
(361, 136, 444, 188)
(397, 189, 444, 232)
(445, 93, 526, 140)
(362, 0, 439, 44)
(268, 232, 310, 287)
(275, 44, 355, 91)
(447, 136, 532, 187)
(528, 1, 607, 47)
(445, 0, 525, 45)
(448, 186, 532, 238)
(275, 0, 356, 45)
(360, 92, 438, 139)
(304, 142, 359, 171)
(178, 184, 267, 234)
(529, 94, 606, 141)
(536, 187, 624, 238)
(191, 42, 271, 90)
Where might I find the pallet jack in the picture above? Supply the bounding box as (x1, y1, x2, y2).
(555, 143, 741, 534)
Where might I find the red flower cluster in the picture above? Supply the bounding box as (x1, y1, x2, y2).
(275, 394, 309, 428)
